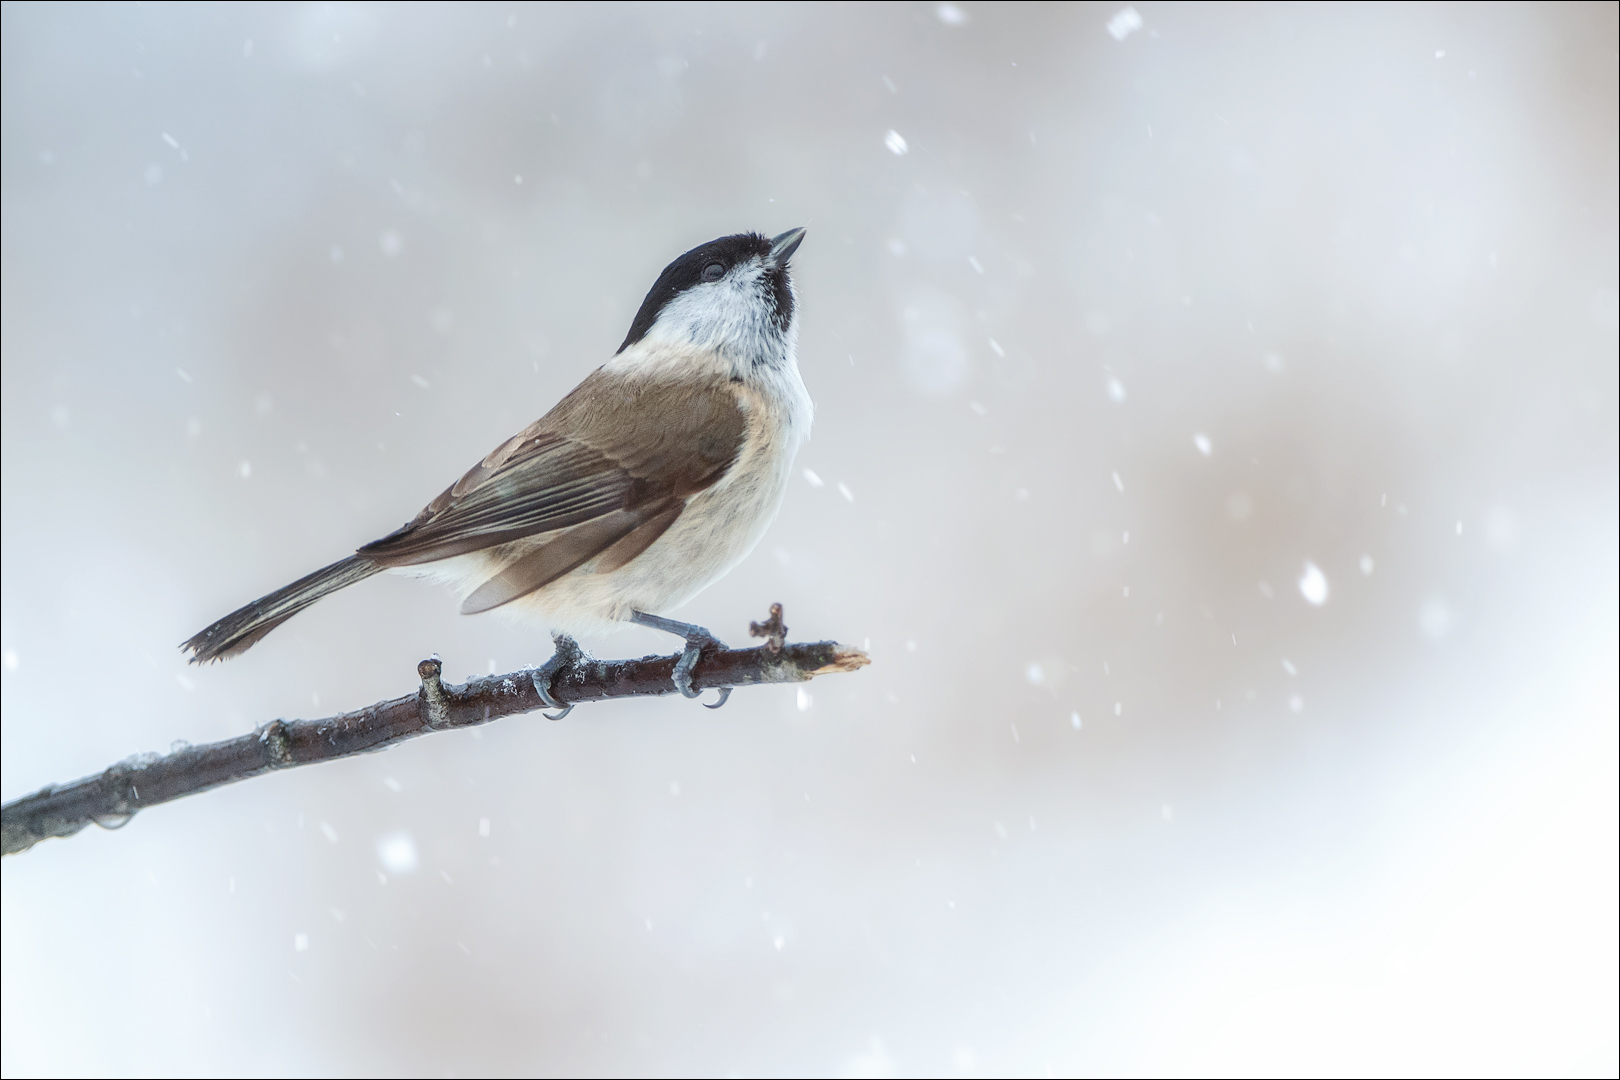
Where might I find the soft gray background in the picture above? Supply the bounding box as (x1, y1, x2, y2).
(3, 2, 1616, 1075)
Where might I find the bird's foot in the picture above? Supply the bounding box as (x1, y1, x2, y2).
(629, 611, 732, 709)
(532, 632, 586, 720)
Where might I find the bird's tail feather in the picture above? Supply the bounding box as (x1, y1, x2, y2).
(182, 555, 381, 663)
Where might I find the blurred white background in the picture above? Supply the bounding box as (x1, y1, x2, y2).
(2, 3, 1616, 1075)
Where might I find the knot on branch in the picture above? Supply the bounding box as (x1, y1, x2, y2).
(750, 603, 788, 653)
(418, 656, 450, 728)
(258, 720, 294, 767)
(91, 753, 161, 831)
(94, 777, 136, 829)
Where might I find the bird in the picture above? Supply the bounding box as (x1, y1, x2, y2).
(183, 228, 812, 715)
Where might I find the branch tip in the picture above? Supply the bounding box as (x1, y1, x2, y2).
(812, 644, 872, 676)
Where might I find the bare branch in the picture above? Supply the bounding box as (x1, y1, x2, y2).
(1, 607, 869, 856)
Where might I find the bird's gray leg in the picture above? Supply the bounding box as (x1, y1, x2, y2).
(629, 611, 732, 709)
(531, 632, 585, 720)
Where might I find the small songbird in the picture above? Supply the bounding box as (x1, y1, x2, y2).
(184, 228, 811, 712)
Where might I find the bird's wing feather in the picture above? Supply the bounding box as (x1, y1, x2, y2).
(459, 504, 676, 613)
(358, 368, 746, 569)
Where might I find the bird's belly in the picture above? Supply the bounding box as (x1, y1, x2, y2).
(500, 434, 794, 637)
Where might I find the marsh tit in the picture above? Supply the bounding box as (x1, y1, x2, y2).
(184, 228, 811, 709)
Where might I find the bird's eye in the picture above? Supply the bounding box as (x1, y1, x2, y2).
(701, 262, 726, 283)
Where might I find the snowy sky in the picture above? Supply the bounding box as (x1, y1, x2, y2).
(2, 3, 1616, 1075)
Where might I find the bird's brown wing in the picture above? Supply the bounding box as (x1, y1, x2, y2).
(357, 368, 746, 610)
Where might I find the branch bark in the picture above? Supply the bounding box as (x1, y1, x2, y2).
(1, 605, 868, 856)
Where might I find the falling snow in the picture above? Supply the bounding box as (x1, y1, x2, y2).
(1298, 562, 1330, 605)
(1107, 7, 1144, 41)
(377, 831, 418, 874)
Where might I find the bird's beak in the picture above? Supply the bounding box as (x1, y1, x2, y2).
(769, 227, 806, 267)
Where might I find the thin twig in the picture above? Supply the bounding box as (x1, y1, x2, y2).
(749, 603, 788, 652)
(1, 607, 868, 856)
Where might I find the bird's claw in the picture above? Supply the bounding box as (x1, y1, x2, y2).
(532, 632, 584, 720)
(674, 631, 729, 709)
(630, 611, 731, 708)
